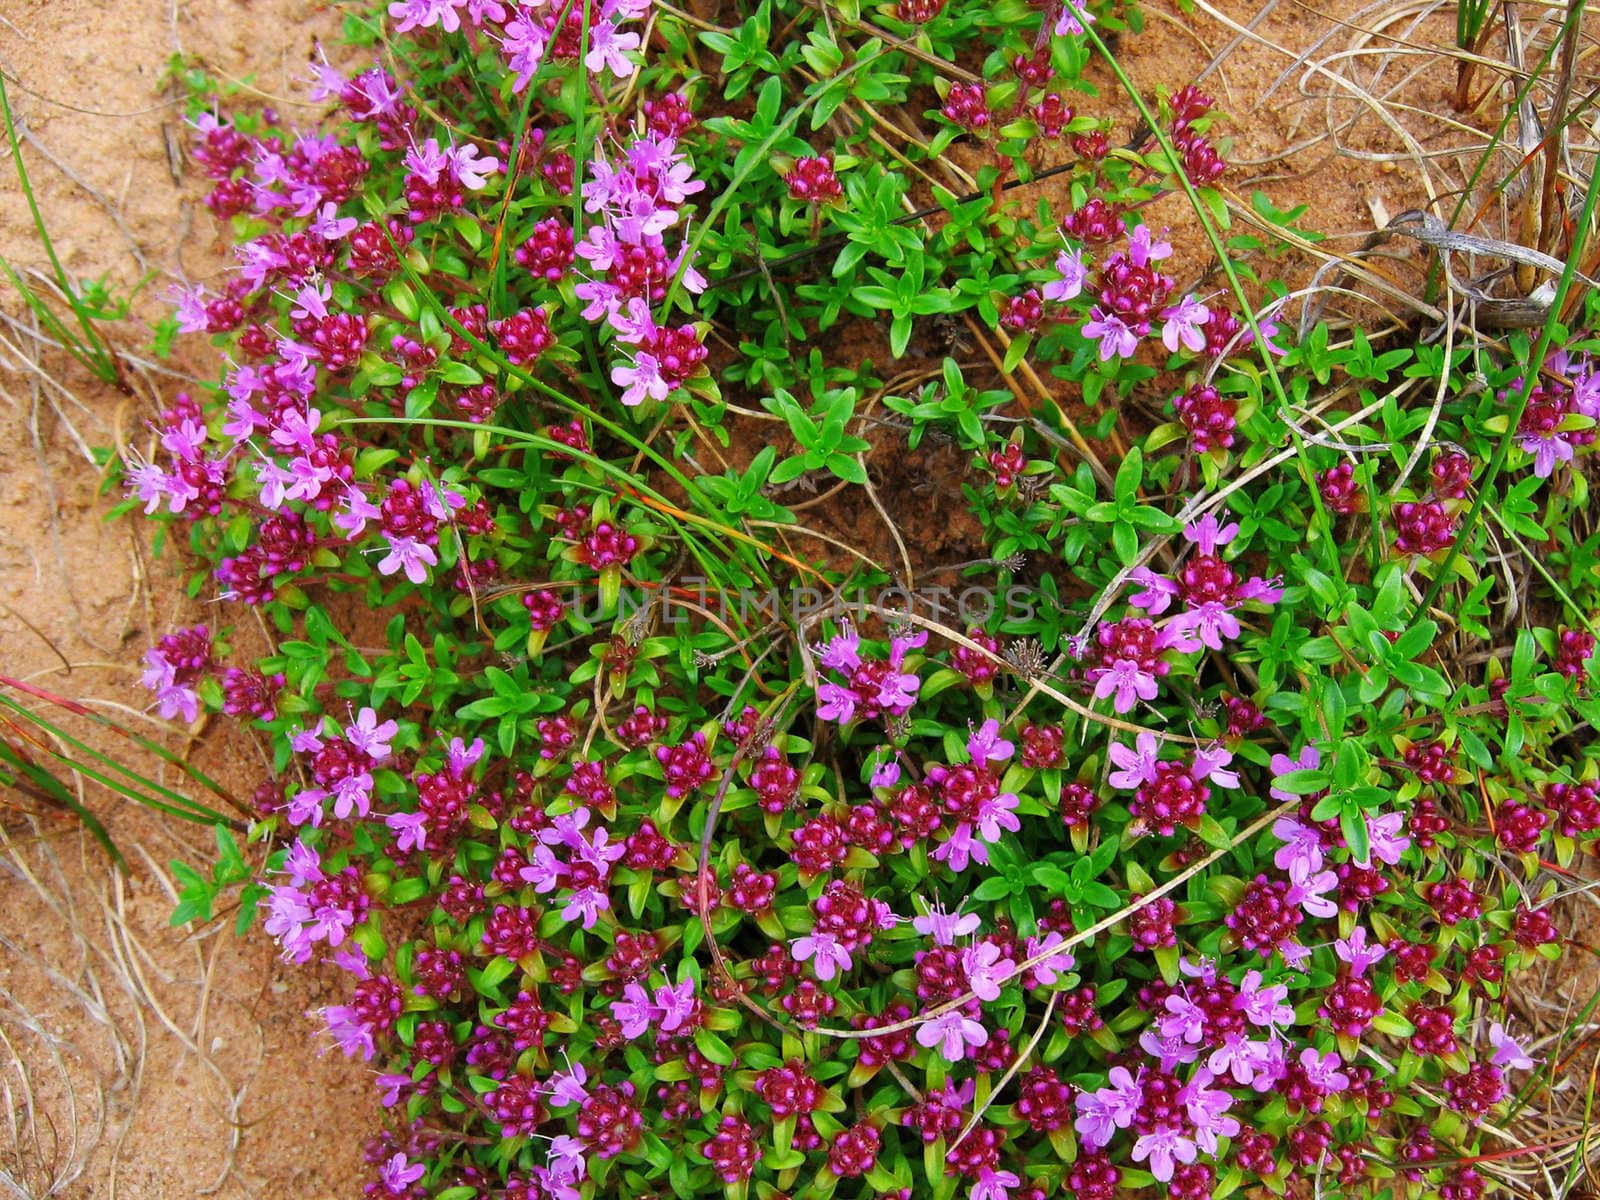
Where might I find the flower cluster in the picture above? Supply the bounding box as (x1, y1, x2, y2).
(121, 0, 1600, 1198)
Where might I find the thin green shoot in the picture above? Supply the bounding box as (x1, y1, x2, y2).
(0, 74, 125, 387)
(0, 688, 242, 830)
(0, 730, 126, 870)
(1078, 22, 1346, 587)
(1418, 143, 1600, 619)
(1454, 0, 1498, 111)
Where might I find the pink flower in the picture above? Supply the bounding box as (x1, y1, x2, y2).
(561, 886, 609, 929)
(870, 755, 902, 788)
(1299, 1049, 1350, 1100)
(1489, 1021, 1536, 1071)
(376, 1073, 411, 1107)
(874, 666, 921, 713)
(165, 283, 211, 333)
(1334, 926, 1386, 977)
(1270, 815, 1325, 873)
(320, 1003, 375, 1060)
(584, 18, 641, 75)
(1361, 810, 1411, 867)
(346, 707, 398, 760)
(1239, 1036, 1288, 1090)
(1519, 427, 1574, 477)
(1132, 1125, 1196, 1183)
(975, 790, 1020, 843)
(1130, 566, 1179, 613)
(1082, 306, 1139, 360)
(1092, 658, 1160, 712)
(1108, 732, 1161, 789)
(1180, 1068, 1239, 1152)
(385, 810, 428, 853)
(445, 142, 500, 190)
(792, 930, 853, 981)
(263, 887, 314, 963)
(961, 941, 1016, 1001)
(447, 736, 485, 774)
(1298, 1046, 1350, 1093)
(377, 534, 437, 584)
(654, 979, 697, 1032)
(547, 1061, 589, 1106)
(888, 628, 928, 665)
(1236, 970, 1293, 1029)
(333, 486, 382, 540)
(1073, 1065, 1142, 1149)
(967, 719, 1014, 765)
(1042, 246, 1089, 301)
(402, 136, 449, 184)
(1285, 857, 1339, 919)
(1243, 310, 1288, 356)
(288, 283, 331, 324)
(377, 1152, 425, 1195)
(815, 681, 857, 724)
(915, 1009, 988, 1062)
(613, 982, 658, 1039)
(1052, 0, 1094, 35)
(611, 350, 672, 406)
(1573, 364, 1600, 418)
(330, 772, 374, 821)
(284, 788, 327, 828)
(816, 622, 862, 671)
(1160, 993, 1206, 1044)
(309, 201, 358, 241)
(972, 1167, 1021, 1200)
(912, 898, 980, 946)
(932, 822, 986, 873)
(545, 1134, 588, 1189)
(520, 844, 561, 893)
(1167, 600, 1241, 652)
(142, 653, 201, 723)
(1190, 743, 1239, 788)
(1160, 294, 1210, 353)
(281, 840, 323, 888)
(541, 807, 592, 848)
(1024, 931, 1076, 985)
(1128, 224, 1172, 265)
(1206, 1031, 1258, 1085)
(1140, 1026, 1202, 1071)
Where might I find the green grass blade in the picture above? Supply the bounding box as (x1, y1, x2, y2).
(0, 694, 235, 826)
(0, 72, 119, 381)
(0, 734, 127, 871)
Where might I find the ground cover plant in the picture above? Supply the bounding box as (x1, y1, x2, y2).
(92, 0, 1600, 1196)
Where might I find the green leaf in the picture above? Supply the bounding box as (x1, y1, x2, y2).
(972, 876, 1016, 901)
(1196, 815, 1233, 851)
(1113, 445, 1143, 508)
(439, 360, 483, 386)
(1273, 769, 1329, 794)
(827, 453, 867, 485)
(472, 957, 516, 995)
(1078, 881, 1122, 908)
(694, 1027, 737, 1066)
(1340, 801, 1370, 867)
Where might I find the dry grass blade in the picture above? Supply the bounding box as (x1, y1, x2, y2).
(0, 819, 122, 1199)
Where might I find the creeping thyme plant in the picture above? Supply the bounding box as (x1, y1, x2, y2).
(119, 0, 1600, 1197)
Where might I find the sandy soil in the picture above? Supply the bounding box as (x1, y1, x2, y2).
(0, 4, 375, 1197)
(0, 0, 1571, 1196)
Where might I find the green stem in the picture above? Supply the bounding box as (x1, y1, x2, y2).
(1418, 156, 1600, 618)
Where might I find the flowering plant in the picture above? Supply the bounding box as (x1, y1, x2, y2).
(117, 0, 1600, 1198)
